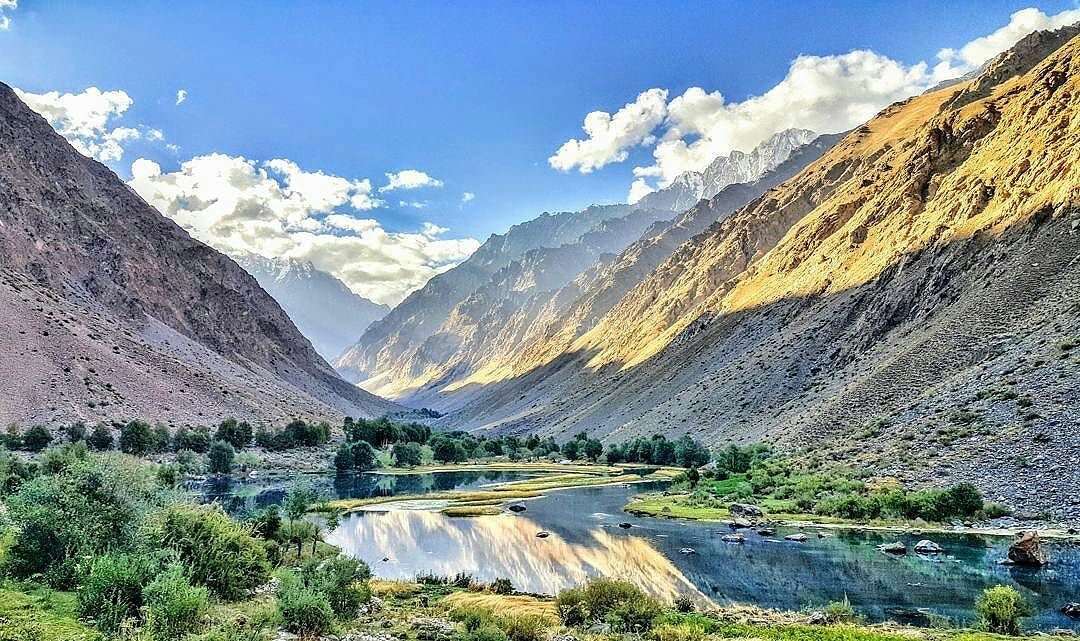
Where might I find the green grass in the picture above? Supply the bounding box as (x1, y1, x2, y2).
(0, 583, 103, 641)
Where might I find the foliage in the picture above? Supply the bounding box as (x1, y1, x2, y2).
(118, 420, 156, 456)
(142, 503, 271, 600)
(392, 441, 424, 467)
(821, 597, 858, 624)
(208, 440, 236, 474)
(605, 435, 710, 467)
(75, 551, 160, 633)
(143, 564, 210, 641)
(276, 571, 335, 638)
(22, 426, 54, 452)
(173, 427, 211, 453)
(214, 418, 253, 450)
(499, 614, 550, 641)
(256, 419, 330, 451)
(299, 553, 372, 618)
(975, 585, 1031, 635)
(490, 578, 514, 595)
(63, 421, 88, 444)
(87, 424, 114, 451)
(556, 578, 661, 631)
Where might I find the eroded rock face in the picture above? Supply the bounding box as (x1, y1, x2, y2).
(1008, 531, 1049, 566)
(0, 83, 398, 426)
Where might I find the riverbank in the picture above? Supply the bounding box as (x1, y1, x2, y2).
(324, 464, 682, 516)
(625, 492, 1080, 540)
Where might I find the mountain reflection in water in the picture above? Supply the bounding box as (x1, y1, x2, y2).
(328, 508, 710, 604)
(326, 483, 1080, 630)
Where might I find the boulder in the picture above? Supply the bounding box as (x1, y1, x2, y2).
(508, 504, 527, 513)
(618, 522, 633, 529)
(731, 518, 753, 529)
(877, 541, 907, 554)
(757, 528, 776, 536)
(679, 547, 697, 555)
(411, 618, 454, 641)
(1061, 602, 1080, 618)
(721, 533, 745, 543)
(784, 533, 808, 542)
(536, 531, 550, 539)
(1008, 531, 1049, 566)
(914, 540, 943, 554)
(729, 503, 764, 518)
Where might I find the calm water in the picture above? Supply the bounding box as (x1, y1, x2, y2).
(320, 480, 1080, 631)
(195, 469, 541, 514)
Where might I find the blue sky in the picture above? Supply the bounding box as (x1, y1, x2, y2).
(1, 0, 1077, 303)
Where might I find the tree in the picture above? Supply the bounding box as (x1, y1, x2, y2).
(334, 443, 354, 471)
(686, 466, 701, 488)
(943, 483, 984, 518)
(392, 442, 423, 467)
(64, 421, 87, 443)
(215, 418, 253, 449)
(22, 425, 53, 451)
(207, 440, 235, 475)
(88, 423, 114, 450)
(284, 481, 317, 522)
(119, 420, 155, 456)
(560, 440, 580, 460)
(151, 424, 171, 453)
(582, 438, 603, 462)
(173, 426, 211, 453)
(352, 440, 378, 471)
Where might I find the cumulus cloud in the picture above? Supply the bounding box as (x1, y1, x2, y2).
(553, 6, 1080, 193)
(0, 0, 16, 30)
(379, 169, 444, 192)
(175, 89, 187, 105)
(933, 7, 1080, 80)
(15, 86, 163, 162)
(548, 88, 668, 173)
(129, 154, 479, 305)
(460, 191, 475, 204)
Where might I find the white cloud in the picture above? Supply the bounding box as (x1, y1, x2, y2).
(0, 0, 16, 30)
(553, 6, 1080, 193)
(933, 7, 1080, 80)
(15, 86, 164, 162)
(129, 154, 479, 305)
(175, 89, 187, 105)
(379, 169, 444, 192)
(461, 191, 475, 204)
(398, 200, 428, 209)
(548, 88, 668, 173)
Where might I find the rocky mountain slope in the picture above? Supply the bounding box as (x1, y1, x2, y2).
(235, 253, 388, 361)
(427, 26, 1080, 517)
(635, 129, 817, 211)
(0, 83, 398, 427)
(334, 203, 643, 383)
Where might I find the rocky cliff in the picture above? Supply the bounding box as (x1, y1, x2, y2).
(0, 83, 398, 426)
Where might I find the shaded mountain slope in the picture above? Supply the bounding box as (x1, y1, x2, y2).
(0, 83, 398, 426)
(431, 27, 1080, 515)
(235, 253, 389, 361)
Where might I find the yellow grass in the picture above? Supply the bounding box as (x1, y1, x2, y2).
(442, 591, 557, 620)
(370, 579, 424, 598)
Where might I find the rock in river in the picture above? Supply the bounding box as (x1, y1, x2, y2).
(679, 547, 697, 555)
(757, 528, 776, 536)
(914, 539, 943, 554)
(1061, 602, 1080, 618)
(618, 522, 632, 529)
(784, 533, 808, 542)
(508, 504, 527, 513)
(1008, 531, 1049, 566)
(536, 531, 550, 538)
(731, 518, 753, 529)
(878, 541, 907, 555)
(721, 533, 745, 543)
(729, 503, 764, 518)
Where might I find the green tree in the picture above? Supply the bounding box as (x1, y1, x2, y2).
(975, 585, 1031, 635)
(88, 423, 114, 450)
(119, 420, 155, 456)
(215, 417, 253, 449)
(64, 421, 88, 443)
(208, 439, 236, 474)
(582, 438, 603, 462)
(392, 441, 423, 467)
(352, 440, 378, 471)
(334, 443, 354, 471)
(22, 425, 53, 451)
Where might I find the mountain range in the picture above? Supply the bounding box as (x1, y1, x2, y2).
(235, 253, 388, 361)
(0, 82, 398, 427)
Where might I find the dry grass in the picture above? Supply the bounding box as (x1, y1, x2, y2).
(442, 505, 502, 516)
(371, 579, 424, 598)
(442, 591, 557, 620)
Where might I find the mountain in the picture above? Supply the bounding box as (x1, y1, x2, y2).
(634, 128, 817, 211)
(425, 25, 1080, 514)
(334, 203, 641, 383)
(0, 83, 398, 427)
(235, 253, 388, 361)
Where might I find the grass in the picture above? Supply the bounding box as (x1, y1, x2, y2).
(0, 583, 103, 641)
(370, 579, 424, 598)
(442, 592, 557, 620)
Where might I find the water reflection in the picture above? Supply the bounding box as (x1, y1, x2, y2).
(328, 483, 1080, 631)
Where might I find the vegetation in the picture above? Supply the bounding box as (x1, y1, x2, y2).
(974, 586, 1031, 635)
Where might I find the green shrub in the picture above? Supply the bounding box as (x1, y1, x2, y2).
(821, 597, 858, 623)
(556, 578, 661, 630)
(22, 426, 53, 452)
(76, 552, 159, 633)
(174, 427, 211, 453)
(650, 622, 707, 641)
(453, 606, 496, 632)
(673, 596, 694, 613)
(490, 578, 514, 595)
(88, 423, 114, 450)
(215, 418, 253, 449)
(975, 585, 1031, 635)
(208, 440, 236, 474)
(299, 553, 371, 618)
(498, 614, 549, 641)
(119, 420, 155, 456)
(276, 573, 335, 638)
(471, 625, 510, 641)
(143, 503, 271, 600)
(143, 564, 210, 640)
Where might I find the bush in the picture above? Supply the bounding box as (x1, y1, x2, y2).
(556, 578, 660, 630)
(490, 577, 514, 595)
(453, 606, 496, 632)
(673, 596, 694, 613)
(64, 421, 88, 443)
(471, 626, 510, 641)
(352, 440, 377, 471)
(650, 623, 706, 641)
(88, 423, 114, 450)
(208, 439, 236, 474)
(215, 418, 253, 449)
(143, 564, 210, 641)
(144, 503, 271, 600)
(300, 553, 371, 618)
(174, 427, 212, 453)
(277, 573, 335, 638)
(975, 585, 1031, 635)
(821, 597, 858, 624)
(76, 552, 160, 633)
(499, 614, 549, 641)
(22, 425, 53, 451)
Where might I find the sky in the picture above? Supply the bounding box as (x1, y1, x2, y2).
(1, 0, 1078, 304)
